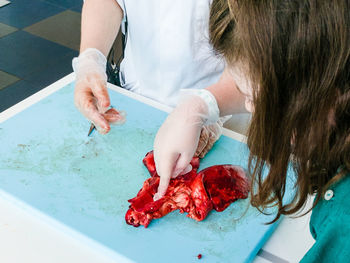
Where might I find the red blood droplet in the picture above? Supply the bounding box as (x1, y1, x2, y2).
(197, 254, 202, 259)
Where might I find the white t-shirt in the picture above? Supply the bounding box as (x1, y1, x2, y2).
(115, 0, 224, 107)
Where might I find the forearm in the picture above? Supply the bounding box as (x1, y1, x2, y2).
(206, 67, 248, 116)
(80, 0, 123, 56)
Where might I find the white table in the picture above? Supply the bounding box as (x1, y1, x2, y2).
(0, 74, 315, 263)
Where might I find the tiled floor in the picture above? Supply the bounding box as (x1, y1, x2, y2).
(24, 10, 81, 51)
(0, 0, 83, 112)
(0, 22, 17, 38)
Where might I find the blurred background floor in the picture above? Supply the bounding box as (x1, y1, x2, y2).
(0, 0, 83, 112)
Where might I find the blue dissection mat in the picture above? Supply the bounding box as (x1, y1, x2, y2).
(0, 82, 280, 263)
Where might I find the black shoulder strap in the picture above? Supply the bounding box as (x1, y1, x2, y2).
(106, 16, 128, 86)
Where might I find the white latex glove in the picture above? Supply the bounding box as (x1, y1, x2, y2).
(153, 89, 220, 200)
(195, 116, 231, 158)
(72, 48, 125, 134)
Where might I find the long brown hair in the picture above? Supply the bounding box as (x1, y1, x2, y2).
(210, 0, 350, 222)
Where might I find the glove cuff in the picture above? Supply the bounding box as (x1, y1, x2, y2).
(72, 48, 107, 80)
(179, 89, 220, 125)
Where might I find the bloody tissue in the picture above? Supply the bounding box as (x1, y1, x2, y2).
(125, 151, 250, 228)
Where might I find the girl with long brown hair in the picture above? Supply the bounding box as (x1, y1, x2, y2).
(208, 0, 350, 261)
(153, 0, 349, 261)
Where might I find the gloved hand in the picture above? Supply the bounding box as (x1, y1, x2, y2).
(195, 116, 231, 158)
(153, 89, 220, 200)
(73, 48, 125, 134)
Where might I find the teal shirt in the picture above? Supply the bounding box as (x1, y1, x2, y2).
(300, 173, 350, 263)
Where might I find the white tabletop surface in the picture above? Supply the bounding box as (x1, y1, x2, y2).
(0, 73, 315, 263)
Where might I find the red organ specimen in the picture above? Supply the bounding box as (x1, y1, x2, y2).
(125, 151, 250, 228)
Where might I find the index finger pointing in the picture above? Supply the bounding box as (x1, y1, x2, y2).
(153, 152, 179, 200)
(154, 175, 170, 201)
